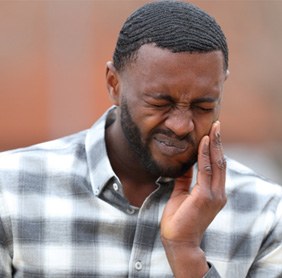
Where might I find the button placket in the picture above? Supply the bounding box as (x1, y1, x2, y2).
(134, 261, 143, 271)
(126, 207, 136, 215)
(128, 184, 164, 277)
(113, 182, 119, 191)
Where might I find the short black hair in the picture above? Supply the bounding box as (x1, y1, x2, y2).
(113, 0, 228, 72)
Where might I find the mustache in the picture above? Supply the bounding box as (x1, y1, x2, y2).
(151, 128, 196, 146)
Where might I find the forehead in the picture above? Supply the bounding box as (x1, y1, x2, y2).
(134, 44, 224, 70)
(121, 44, 226, 96)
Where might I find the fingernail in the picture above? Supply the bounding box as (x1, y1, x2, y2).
(204, 135, 210, 146)
(203, 136, 210, 153)
(215, 121, 221, 138)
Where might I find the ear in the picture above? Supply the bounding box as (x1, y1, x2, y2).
(224, 69, 230, 81)
(106, 61, 120, 106)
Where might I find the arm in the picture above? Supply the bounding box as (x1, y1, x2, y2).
(160, 121, 226, 278)
(0, 224, 12, 278)
(0, 188, 13, 277)
(248, 198, 282, 277)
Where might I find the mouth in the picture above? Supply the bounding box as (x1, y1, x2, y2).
(153, 134, 189, 156)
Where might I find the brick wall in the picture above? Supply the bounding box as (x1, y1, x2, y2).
(0, 1, 281, 182)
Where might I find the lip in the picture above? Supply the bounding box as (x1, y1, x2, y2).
(153, 134, 189, 156)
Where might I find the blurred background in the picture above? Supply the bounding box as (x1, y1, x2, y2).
(0, 0, 281, 184)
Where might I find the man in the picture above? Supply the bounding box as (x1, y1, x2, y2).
(0, 1, 281, 277)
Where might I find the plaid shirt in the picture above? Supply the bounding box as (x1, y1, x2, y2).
(0, 107, 281, 277)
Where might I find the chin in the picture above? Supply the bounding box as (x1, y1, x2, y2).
(150, 158, 196, 178)
(153, 153, 197, 178)
(158, 166, 190, 178)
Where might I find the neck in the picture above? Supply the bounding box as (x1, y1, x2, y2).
(105, 115, 158, 206)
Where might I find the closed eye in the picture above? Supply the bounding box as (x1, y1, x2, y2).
(144, 99, 174, 109)
(151, 103, 172, 108)
(192, 105, 215, 112)
(144, 93, 175, 109)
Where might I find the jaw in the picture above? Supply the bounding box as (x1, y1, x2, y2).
(146, 139, 198, 178)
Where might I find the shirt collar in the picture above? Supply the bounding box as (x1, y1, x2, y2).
(85, 106, 119, 196)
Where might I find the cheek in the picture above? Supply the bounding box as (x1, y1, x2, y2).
(141, 116, 165, 142)
(134, 107, 168, 132)
(193, 113, 217, 140)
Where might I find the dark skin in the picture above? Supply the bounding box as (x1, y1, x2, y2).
(105, 44, 229, 277)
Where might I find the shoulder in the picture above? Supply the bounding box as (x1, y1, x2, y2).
(226, 156, 281, 193)
(225, 156, 282, 213)
(0, 130, 88, 189)
(1, 129, 87, 157)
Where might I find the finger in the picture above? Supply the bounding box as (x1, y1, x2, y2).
(170, 168, 193, 198)
(197, 135, 212, 189)
(209, 121, 226, 191)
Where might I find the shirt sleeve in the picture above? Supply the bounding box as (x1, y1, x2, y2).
(247, 198, 282, 277)
(0, 188, 13, 277)
(203, 262, 221, 277)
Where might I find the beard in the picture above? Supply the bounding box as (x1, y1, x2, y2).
(120, 98, 198, 178)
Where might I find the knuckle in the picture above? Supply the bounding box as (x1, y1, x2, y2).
(214, 133, 222, 146)
(195, 187, 227, 211)
(216, 157, 227, 170)
(196, 198, 211, 211)
(201, 150, 210, 163)
(202, 148, 210, 157)
(222, 195, 227, 206)
(218, 193, 227, 204)
(212, 134, 223, 152)
(204, 164, 212, 175)
(198, 190, 214, 207)
(215, 192, 227, 209)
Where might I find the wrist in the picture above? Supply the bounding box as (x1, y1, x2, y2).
(162, 237, 209, 278)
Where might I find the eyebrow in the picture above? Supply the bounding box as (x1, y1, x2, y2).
(192, 97, 219, 104)
(146, 93, 218, 103)
(149, 94, 174, 102)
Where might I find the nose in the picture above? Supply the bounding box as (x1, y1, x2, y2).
(164, 107, 194, 138)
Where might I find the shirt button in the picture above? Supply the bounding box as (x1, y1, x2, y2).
(135, 261, 142, 271)
(113, 183, 119, 191)
(126, 207, 136, 215)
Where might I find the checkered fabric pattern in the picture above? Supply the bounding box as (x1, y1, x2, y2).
(0, 107, 281, 277)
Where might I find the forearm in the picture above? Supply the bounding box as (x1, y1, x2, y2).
(162, 238, 209, 278)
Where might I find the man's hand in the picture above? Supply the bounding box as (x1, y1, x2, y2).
(160, 121, 227, 278)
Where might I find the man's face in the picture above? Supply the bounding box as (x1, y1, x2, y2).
(114, 45, 228, 178)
